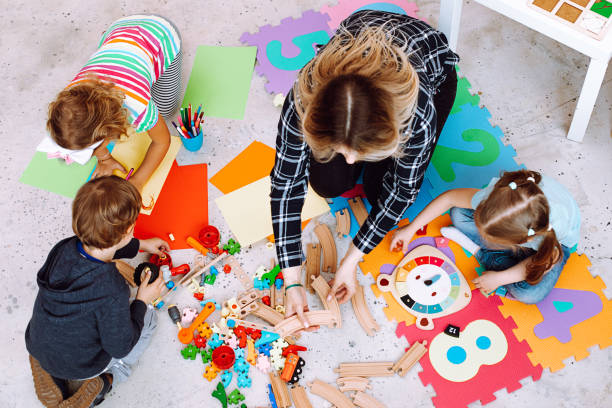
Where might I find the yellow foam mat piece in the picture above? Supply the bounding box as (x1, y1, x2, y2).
(498, 253, 612, 372)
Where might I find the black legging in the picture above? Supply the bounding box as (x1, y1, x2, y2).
(309, 67, 458, 206)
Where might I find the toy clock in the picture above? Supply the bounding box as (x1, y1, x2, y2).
(377, 244, 471, 330)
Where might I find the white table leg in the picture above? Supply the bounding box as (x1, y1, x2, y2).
(439, 0, 464, 52)
(567, 58, 609, 142)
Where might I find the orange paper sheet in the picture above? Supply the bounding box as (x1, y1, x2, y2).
(209, 141, 275, 194)
(134, 161, 208, 250)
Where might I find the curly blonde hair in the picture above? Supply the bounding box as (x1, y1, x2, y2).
(47, 78, 128, 150)
(295, 25, 419, 162)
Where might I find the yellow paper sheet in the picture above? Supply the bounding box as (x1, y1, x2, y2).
(110, 131, 181, 215)
(215, 176, 330, 246)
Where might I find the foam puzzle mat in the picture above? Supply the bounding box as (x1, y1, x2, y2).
(241, 1, 612, 407)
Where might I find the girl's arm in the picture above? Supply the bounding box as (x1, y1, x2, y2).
(92, 139, 126, 178)
(128, 119, 171, 191)
(390, 188, 478, 252)
(473, 258, 531, 294)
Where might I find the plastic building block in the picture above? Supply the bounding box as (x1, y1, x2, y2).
(246, 339, 257, 365)
(202, 299, 220, 309)
(223, 264, 232, 274)
(224, 334, 239, 349)
(254, 330, 280, 348)
(204, 273, 217, 285)
(212, 346, 236, 370)
(234, 348, 245, 360)
(210, 265, 219, 276)
(223, 239, 241, 255)
(261, 264, 281, 285)
(203, 364, 220, 381)
(181, 307, 198, 326)
(233, 326, 248, 349)
(181, 344, 200, 360)
(288, 357, 305, 384)
(208, 333, 224, 350)
(227, 389, 246, 404)
(198, 322, 213, 339)
(249, 329, 262, 341)
(268, 384, 278, 408)
(236, 372, 252, 388)
(258, 343, 273, 356)
(262, 295, 271, 306)
(194, 334, 207, 349)
(200, 273, 207, 286)
(281, 353, 299, 382)
(165, 281, 175, 290)
(256, 354, 271, 373)
(221, 370, 233, 389)
(254, 278, 271, 290)
(201, 348, 213, 364)
(194, 292, 204, 301)
(212, 382, 228, 408)
(275, 278, 283, 290)
(234, 357, 250, 374)
(282, 345, 307, 357)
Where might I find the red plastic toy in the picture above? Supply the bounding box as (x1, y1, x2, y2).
(282, 345, 307, 357)
(199, 225, 221, 249)
(170, 264, 190, 276)
(280, 353, 299, 382)
(194, 293, 204, 301)
(150, 252, 172, 268)
(223, 264, 232, 274)
(233, 326, 248, 349)
(262, 296, 271, 306)
(194, 334, 207, 349)
(212, 345, 236, 370)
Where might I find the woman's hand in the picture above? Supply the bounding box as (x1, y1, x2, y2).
(140, 238, 170, 256)
(135, 268, 165, 304)
(92, 156, 126, 179)
(329, 244, 363, 304)
(282, 266, 318, 333)
(390, 224, 416, 253)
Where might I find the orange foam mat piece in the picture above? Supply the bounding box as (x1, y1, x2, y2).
(498, 253, 612, 372)
(209, 141, 275, 194)
(360, 213, 481, 326)
(134, 161, 208, 250)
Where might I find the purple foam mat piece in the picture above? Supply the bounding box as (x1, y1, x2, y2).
(240, 10, 332, 94)
(533, 288, 603, 343)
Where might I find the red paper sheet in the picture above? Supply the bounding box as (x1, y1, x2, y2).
(134, 161, 208, 250)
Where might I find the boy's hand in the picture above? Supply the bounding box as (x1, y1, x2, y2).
(136, 268, 165, 304)
(140, 238, 170, 256)
(390, 225, 415, 253)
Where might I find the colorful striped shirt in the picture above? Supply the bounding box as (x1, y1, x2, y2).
(69, 15, 181, 132)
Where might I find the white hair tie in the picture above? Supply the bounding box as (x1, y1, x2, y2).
(508, 182, 517, 190)
(527, 176, 535, 182)
(527, 228, 536, 237)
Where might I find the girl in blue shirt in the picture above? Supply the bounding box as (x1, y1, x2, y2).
(391, 169, 581, 304)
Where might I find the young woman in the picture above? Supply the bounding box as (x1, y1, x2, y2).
(270, 10, 459, 329)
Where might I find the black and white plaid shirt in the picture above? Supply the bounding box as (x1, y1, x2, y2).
(270, 10, 459, 269)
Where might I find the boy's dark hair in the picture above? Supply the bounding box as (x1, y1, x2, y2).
(72, 176, 142, 249)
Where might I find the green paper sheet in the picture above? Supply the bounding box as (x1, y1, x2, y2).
(182, 45, 257, 120)
(20, 152, 97, 198)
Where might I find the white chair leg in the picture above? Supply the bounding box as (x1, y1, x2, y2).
(567, 58, 609, 142)
(439, 0, 464, 52)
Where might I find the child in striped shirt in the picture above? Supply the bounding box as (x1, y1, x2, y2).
(46, 15, 182, 191)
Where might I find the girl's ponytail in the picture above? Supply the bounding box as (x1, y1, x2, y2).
(525, 229, 562, 284)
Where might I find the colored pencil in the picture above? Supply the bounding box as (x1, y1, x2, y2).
(188, 104, 192, 125)
(125, 168, 134, 180)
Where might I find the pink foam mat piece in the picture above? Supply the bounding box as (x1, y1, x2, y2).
(321, 0, 420, 30)
(396, 290, 542, 408)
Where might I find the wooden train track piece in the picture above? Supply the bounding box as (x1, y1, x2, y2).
(311, 276, 342, 328)
(113, 260, 136, 287)
(333, 362, 395, 378)
(179, 253, 228, 286)
(392, 340, 428, 377)
(226, 256, 252, 290)
(289, 385, 313, 408)
(350, 285, 379, 336)
(269, 371, 291, 408)
(352, 391, 386, 408)
(305, 243, 321, 293)
(251, 302, 285, 325)
(307, 379, 356, 408)
(336, 377, 371, 393)
(348, 197, 368, 226)
(274, 310, 337, 338)
(335, 208, 351, 237)
(271, 283, 277, 307)
(314, 223, 337, 273)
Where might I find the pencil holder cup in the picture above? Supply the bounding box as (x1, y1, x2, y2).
(181, 129, 203, 152)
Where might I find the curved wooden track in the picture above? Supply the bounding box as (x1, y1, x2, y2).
(311, 276, 342, 328)
(251, 302, 285, 325)
(336, 377, 371, 393)
(269, 372, 291, 408)
(352, 391, 386, 408)
(289, 385, 313, 408)
(335, 208, 351, 237)
(274, 310, 337, 338)
(314, 224, 337, 273)
(350, 285, 379, 336)
(308, 379, 355, 408)
(348, 197, 368, 226)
